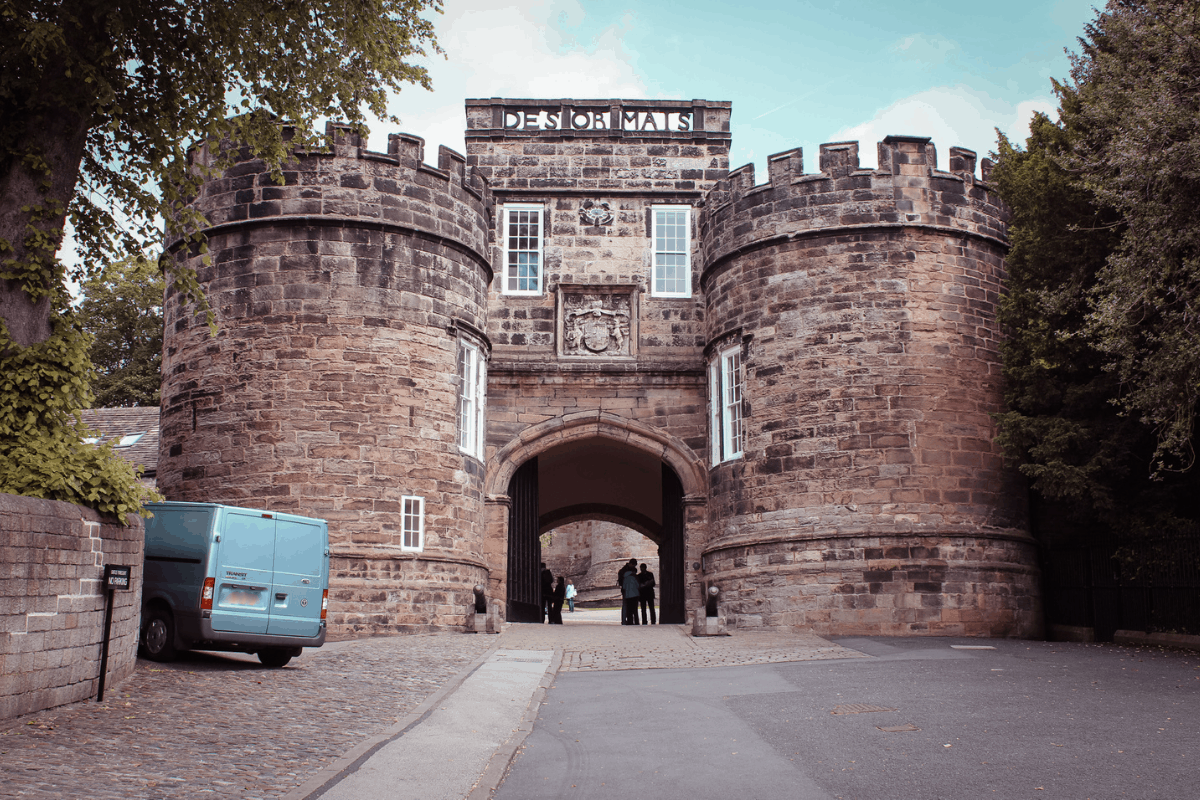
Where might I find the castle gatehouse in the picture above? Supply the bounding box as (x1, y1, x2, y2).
(159, 98, 1042, 638)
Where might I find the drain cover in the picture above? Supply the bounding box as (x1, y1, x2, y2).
(877, 723, 920, 732)
(830, 704, 897, 715)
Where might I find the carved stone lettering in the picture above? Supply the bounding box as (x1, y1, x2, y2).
(500, 107, 692, 132)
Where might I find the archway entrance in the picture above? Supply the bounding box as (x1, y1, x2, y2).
(505, 438, 687, 624)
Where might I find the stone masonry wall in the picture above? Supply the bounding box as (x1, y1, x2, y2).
(466, 98, 730, 368)
(159, 124, 493, 634)
(466, 100, 730, 620)
(0, 495, 143, 720)
(697, 137, 1040, 637)
(486, 368, 707, 462)
(704, 533, 1040, 636)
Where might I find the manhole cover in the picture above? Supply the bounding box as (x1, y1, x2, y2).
(830, 704, 897, 715)
(877, 723, 920, 732)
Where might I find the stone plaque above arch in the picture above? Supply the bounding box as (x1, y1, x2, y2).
(556, 283, 639, 359)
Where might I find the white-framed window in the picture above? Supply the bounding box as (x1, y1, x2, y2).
(651, 205, 691, 297)
(457, 338, 487, 459)
(710, 344, 745, 465)
(502, 204, 543, 295)
(401, 495, 425, 551)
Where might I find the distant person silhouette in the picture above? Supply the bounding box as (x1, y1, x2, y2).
(620, 559, 641, 625)
(637, 563, 656, 625)
(548, 577, 566, 624)
(540, 562, 553, 622)
(565, 581, 577, 612)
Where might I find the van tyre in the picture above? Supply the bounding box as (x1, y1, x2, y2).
(141, 608, 177, 662)
(258, 649, 293, 668)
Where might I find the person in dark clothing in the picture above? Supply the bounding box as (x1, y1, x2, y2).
(549, 577, 566, 624)
(540, 562, 554, 622)
(617, 558, 638, 625)
(637, 563, 656, 625)
(621, 563, 642, 625)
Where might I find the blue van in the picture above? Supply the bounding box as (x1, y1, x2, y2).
(140, 502, 330, 668)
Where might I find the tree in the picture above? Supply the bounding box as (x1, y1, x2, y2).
(1061, 0, 1200, 471)
(991, 1, 1200, 544)
(0, 0, 441, 516)
(78, 256, 163, 408)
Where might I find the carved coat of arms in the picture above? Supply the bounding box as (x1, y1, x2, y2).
(562, 292, 631, 356)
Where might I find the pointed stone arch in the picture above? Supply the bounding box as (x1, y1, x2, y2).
(483, 411, 708, 624)
(485, 410, 707, 500)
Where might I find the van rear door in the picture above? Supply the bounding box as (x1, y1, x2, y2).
(265, 516, 326, 637)
(210, 509, 275, 634)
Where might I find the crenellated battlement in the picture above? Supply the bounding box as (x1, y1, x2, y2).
(697, 136, 1005, 283)
(177, 121, 493, 265)
(160, 98, 1040, 640)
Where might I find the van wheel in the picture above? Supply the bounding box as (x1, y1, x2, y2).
(258, 649, 293, 668)
(141, 609, 177, 662)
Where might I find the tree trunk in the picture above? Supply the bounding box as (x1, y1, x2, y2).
(0, 45, 93, 348)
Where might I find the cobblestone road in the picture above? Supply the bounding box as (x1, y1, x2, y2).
(1, 635, 495, 800)
(1, 621, 862, 799)
(499, 620, 865, 671)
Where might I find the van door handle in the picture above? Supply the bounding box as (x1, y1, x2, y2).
(275, 593, 287, 601)
(227, 584, 266, 591)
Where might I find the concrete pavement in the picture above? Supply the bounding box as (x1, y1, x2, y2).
(4, 618, 1197, 799)
(296, 649, 556, 800)
(495, 636, 1200, 800)
(287, 615, 862, 800)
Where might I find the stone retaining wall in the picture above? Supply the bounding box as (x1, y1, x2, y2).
(0, 494, 143, 720)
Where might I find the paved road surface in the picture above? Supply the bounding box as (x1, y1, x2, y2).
(494, 636, 1200, 800)
(4, 619, 1197, 800)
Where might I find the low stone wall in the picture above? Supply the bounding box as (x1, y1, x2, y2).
(0, 494, 143, 720)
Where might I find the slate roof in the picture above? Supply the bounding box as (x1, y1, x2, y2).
(80, 407, 160, 478)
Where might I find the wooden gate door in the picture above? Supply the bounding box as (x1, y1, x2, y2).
(506, 457, 542, 622)
(658, 463, 685, 624)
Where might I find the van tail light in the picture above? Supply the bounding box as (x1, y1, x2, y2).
(200, 577, 215, 610)
(321, 589, 329, 620)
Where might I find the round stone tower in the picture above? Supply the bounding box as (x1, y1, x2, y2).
(697, 136, 1041, 637)
(160, 123, 493, 634)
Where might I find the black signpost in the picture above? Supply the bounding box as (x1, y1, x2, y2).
(97, 564, 131, 702)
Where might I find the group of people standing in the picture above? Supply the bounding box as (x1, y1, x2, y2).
(538, 559, 656, 625)
(618, 559, 656, 625)
(540, 563, 577, 624)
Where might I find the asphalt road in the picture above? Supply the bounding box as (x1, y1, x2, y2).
(494, 637, 1200, 800)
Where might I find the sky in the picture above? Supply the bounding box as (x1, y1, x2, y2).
(361, 0, 1104, 178)
(63, 0, 1104, 280)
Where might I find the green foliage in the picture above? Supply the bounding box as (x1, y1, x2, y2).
(0, 315, 159, 518)
(1061, 0, 1200, 470)
(991, 113, 1127, 511)
(3, 0, 443, 288)
(77, 256, 163, 407)
(992, 3, 1200, 544)
(0, 0, 441, 516)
